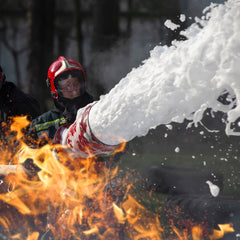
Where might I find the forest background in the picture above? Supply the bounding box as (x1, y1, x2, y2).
(2, 0, 239, 198)
(0, 0, 215, 109)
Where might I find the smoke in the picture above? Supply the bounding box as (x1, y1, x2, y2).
(88, 20, 161, 93)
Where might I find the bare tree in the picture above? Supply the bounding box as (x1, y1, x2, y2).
(26, 0, 55, 111)
(91, 0, 120, 51)
(127, 0, 133, 33)
(0, 19, 27, 88)
(87, 0, 120, 98)
(72, 0, 84, 64)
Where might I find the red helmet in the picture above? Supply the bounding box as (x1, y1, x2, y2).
(46, 56, 86, 99)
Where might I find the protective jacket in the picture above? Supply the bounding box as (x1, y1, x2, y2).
(29, 107, 66, 140)
(29, 92, 94, 141)
(0, 82, 40, 123)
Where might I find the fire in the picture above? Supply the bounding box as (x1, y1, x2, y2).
(10, 116, 31, 140)
(209, 223, 235, 240)
(0, 116, 163, 239)
(170, 223, 235, 240)
(170, 223, 205, 240)
(192, 226, 203, 240)
(0, 116, 236, 239)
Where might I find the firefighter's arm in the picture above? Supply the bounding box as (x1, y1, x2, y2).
(55, 103, 125, 158)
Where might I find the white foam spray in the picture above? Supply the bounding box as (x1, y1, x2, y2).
(89, 0, 240, 145)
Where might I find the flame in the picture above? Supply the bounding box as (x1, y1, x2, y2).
(0, 116, 164, 239)
(10, 116, 31, 140)
(122, 195, 164, 239)
(209, 223, 235, 240)
(0, 116, 236, 239)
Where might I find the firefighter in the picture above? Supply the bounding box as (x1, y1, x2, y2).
(28, 55, 125, 191)
(28, 56, 124, 183)
(0, 65, 41, 138)
(0, 64, 41, 186)
(29, 56, 94, 142)
(27, 57, 124, 230)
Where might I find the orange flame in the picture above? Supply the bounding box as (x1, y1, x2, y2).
(10, 116, 31, 140)
(0, 116, 236, 239)
(172, 225, 205, 240)
(209, 223, 235, 240)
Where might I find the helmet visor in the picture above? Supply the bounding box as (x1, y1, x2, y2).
(55, 70, 85, 94)
(58, 78, 81, 92)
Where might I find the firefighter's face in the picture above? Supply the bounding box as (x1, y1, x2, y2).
(58, 77, 81, 99)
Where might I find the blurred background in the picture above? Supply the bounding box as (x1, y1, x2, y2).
(0, 0, 221, 109)
(2, 0, 240, 199)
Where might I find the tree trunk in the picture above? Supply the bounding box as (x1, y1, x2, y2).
(88, 0, 120, 98)
(26, 0, 55, 112)
(91, 0, 119, 51)
(127, 0, 133, 34)
(72, 0, 84, 64)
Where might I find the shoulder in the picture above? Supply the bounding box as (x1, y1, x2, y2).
(0, 82, 41, 119)
(85, 92, 95, 102)
(31, 109, 63, 125)
(29, 108, 66, 140)
(0, 82, 14, 103)
(6, 82, 30, 101)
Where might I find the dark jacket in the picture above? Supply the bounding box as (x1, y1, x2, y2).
(29, 92, 94, 141)
(0, 82, 41, 123)
(29, 108, 66, 140)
